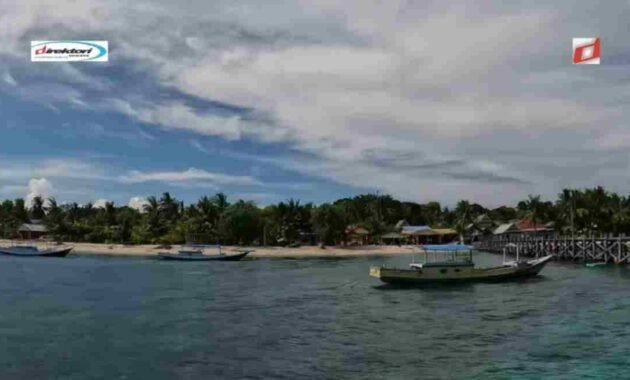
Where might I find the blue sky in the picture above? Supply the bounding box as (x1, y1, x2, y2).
(1, 1, 630, 209)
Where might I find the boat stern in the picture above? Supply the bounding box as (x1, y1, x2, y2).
(369, 266, 382, 279)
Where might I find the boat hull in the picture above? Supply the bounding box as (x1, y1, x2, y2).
(0, 247, 73, 257)
(158, 250, 252, 261)
(370, 255, 553, 285)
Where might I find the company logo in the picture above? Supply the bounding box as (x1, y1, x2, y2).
(31, 41, 108, 62)
(572, 37, 600, 64)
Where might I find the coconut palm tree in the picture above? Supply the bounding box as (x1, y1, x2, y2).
(522, 195, 544, 235)
(31, 196, 45, 220)
(454, 200, 473, 242)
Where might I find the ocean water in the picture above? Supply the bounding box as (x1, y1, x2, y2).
(1, 252, 629, 379)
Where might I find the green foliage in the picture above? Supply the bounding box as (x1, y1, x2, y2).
(311, 203, 347, 245)
(1, 187, 630, 244)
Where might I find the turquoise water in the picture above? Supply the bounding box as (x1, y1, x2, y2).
(1, 252, 629, 379)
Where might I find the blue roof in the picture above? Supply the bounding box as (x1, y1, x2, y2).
(420, 244, 473, 252)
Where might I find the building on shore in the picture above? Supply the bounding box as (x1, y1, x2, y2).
(492, 218, 554, 240)
(345, 225, 370, 245)
(465, 214, 497, 242)
(382, 220, 458, 245)
(17, 220, 48, 240)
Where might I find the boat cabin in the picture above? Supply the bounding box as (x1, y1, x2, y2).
(410, 244, 474, 269)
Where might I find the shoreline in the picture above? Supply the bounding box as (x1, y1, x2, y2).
(0, 240, 416, 258)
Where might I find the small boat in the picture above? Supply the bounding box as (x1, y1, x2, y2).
(0, 243, 73, 257)
(369, 243, 552, 285)
(158, 244, 252, 261)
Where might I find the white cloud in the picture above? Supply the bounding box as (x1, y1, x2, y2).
(93, 199, 110, 209)
(118, 168, 261, 186)
(2, 71, 17, 86)
(128, 196, 149, 211)
(25, 178, 53, 207)
(4, 1, 630, 205)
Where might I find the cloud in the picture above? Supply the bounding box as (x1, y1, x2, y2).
(2, 71, 17, 86)
(128, 196, 149, 211)
(118, 168, 262, 186)
(25, 178, 53, 207)
(93, 199, 110, 209)
(3, 1, 630, 205)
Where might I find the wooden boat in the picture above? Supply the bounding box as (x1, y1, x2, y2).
(369, 243, 553, 285)
(158, 244, 252, 261)
(0, 244, 73, 257)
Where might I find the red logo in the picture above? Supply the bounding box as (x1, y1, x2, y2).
(573, 38, 600, 64)
(34, 45, 48, 55)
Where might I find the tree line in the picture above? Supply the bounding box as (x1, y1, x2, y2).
(0, 186, 629, 245)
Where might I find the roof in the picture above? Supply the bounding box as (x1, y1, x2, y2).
(18, 223, 48, 233)
(516, 218, 549, 231)
(394, 219, 408, 229)
(432, 228, 457, 235)
(345, 225, 369, 235)
(409, 228, 458, 236)
(493, 222, 516, 235)
(381, 232, 404, 239)
(401, 225, 431, 235)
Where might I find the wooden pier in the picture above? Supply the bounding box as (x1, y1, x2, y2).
(476, 237, 630, 264)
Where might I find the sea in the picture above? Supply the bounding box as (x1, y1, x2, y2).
(1, 251, 629, 379)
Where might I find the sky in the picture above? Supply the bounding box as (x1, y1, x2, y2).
(1, 1, 629, 209)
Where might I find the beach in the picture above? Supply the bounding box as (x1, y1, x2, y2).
(0, 240, 414, 258)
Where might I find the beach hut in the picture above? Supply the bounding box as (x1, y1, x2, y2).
(400, 225, 432, 244)
(345, 225, 370, 245)
(381, 232, 404, 245)
(17, 223, 48, 240)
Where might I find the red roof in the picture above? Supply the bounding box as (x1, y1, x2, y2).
(516, 218, 548, 231)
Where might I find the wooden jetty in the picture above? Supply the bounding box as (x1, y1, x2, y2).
(476, 236, 630, 264)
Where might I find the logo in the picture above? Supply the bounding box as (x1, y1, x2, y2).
(572, 37, 600, 64)
(31, 41, 108, 62)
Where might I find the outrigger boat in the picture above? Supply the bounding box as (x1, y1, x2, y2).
(369, 243, 552, 285)
(0, 242, 73, 257)
(158, 244, 252, 261)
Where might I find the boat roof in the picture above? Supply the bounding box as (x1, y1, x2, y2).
(420, 244, 474, 252)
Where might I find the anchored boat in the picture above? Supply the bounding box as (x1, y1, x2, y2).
(158, 244, 252, 261)
(369, 243, 552, 285)
(0, 242, 73, 257)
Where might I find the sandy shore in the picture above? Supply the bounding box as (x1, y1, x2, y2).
(0, 240, 415, 258)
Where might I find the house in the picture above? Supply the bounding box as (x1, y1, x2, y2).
(409, 228, 458, 244)
(466, 214, 496, 241)
(380, 232, 404, 245)
(345, 225, 370, 245)
(493, 218, 554, 240)
(18, 222, 48, 240)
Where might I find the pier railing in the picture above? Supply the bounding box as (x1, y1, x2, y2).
(475, 236, 630, 264)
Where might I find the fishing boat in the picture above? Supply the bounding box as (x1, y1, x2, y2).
(369, 243, 552, 285)
(0, 242, 73, 257)
(158, 244, 252, 261)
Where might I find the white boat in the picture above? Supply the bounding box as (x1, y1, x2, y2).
(369, 243, 553, 285)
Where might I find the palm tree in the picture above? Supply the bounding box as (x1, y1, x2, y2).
(558, 189, 577, 238)
(31, 196, 45, 220)
(522, 195, 544, 235)
(213, 192, 229, 213)
(159, 192, 179, 223)
(454, 200, 473, 242)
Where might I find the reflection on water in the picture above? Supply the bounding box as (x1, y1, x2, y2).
(1, 252, 629, 379)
